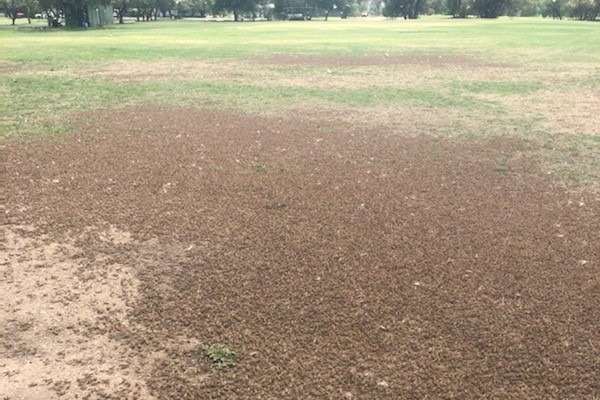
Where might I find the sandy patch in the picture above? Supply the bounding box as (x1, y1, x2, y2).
(0, 225, 155, 400)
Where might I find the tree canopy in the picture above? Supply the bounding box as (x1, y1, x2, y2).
(213, 0, 254, 20)
(444, 0, 598, 18)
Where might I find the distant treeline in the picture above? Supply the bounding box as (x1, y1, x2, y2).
(3, 0, 598, 26)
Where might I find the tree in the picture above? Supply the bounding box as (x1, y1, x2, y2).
(565, 0, 598, 19)
(213, 0, 254, 20)
(520, 0, 543, 15)
(4, 0, 39, 24)
(426, 0, 447, 14)
(316, 0, 336, 20)
(176, 0, 210, 17)
(156, 0, 175, 17)
(447, 0, 470, 16)
(504, 0, 523, 15)
(383, 0, 423, 18)
(3, 0, 26, 24)
(371, 0, 383, 13)
(114, 0, 128, 23)
(473, 0, 508, 17)
(543, 0, 564, 18)
(130, 0, 156, 20)
(409, 0, 424, 17)
(37, 0, 63, 26)
(176, 0, 191, 15)
(383, 0, 406, 17)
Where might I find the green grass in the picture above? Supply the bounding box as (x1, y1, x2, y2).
(455, 81, 544, 95)
(1, 16, 598, 188)
(2, 17, 599, 64)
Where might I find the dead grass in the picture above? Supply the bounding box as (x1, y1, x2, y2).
(0, 60, 21, 74)
(8, 55, 511, 89)
(526, 90, 599, 135)
(254, 53, 508, 67)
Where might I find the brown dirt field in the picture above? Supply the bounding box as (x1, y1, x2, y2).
(3, 106, 599, 399)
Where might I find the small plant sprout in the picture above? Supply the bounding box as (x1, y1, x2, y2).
(202, 344, 237, 369)
(252, 161, 267, 172)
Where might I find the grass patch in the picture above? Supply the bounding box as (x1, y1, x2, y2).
(456, 81, 544, 95)
(252, 161, 268, 172)
(2, 18, 599, 64)
(1, 76, 495, 140)
(202, 344, 237, 369)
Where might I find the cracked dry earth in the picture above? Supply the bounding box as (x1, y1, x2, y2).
(2, 107, 599, 399)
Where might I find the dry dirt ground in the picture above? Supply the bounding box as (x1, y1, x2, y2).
(1, 52, 599, 400)
(2, 104, 598, 400)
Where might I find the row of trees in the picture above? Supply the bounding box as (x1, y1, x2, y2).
(175, 0, 363, 21)
(3, 0, 599, 25)
(383, 0, 598, 19)
(0, 0, 366, 23)
(382, 0, 422, 18)
(443, 0, 599, 19)
(129, 0, 600, 20)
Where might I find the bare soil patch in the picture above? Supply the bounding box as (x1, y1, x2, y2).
(1, 225, 155, 399)
(0, 61, 21, 74)
(3, 106, 599, 399)
(18, 59, 239, 83)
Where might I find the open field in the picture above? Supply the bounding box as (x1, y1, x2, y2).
(2, 17, 599, 399)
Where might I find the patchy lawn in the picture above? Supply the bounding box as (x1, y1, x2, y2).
(3, 107, 598, 399)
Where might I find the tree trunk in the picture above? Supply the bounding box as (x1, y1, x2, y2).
(234, 9, 239, 21)
(410, 0, 422, 18)
(406, 1, 413, 18)
(12, 16, 17, 25)
(325, 10, 329, 20)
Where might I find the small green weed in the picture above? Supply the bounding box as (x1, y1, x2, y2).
(266, 201, 287, 210)
(494, 156, 509, 172)
(252, 161, 267, 172)
(202, 344, 237, 369)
